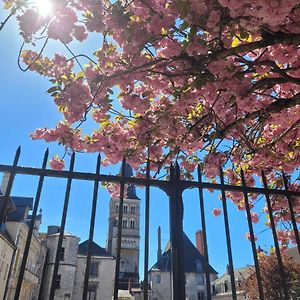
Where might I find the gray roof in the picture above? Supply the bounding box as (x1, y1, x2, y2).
(0, 190, 33, 222)
(6, 196, 33, 222)
(212, 267, 251, 285)
(150, 232, 218, 274)
(78, 240, 113, 257)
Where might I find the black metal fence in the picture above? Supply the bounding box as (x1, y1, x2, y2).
(0, 147, 299, 300)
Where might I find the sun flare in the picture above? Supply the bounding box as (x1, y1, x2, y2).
(33, 0, 53, 17)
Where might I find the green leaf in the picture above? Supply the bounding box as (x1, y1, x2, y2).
(47, 86, 61, 94)
(76, 71, 85, 79)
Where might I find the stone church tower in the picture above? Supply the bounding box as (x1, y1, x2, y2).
(107, 164, 140, 287)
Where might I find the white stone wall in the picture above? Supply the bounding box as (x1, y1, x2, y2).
(41, 233, 79, 300)
(149, 271, 172, 300)
(73, 255, 116, 300)
(149, 270, 217, 300)
(0, 234, 14, 300)
(4, 222, 47, 300)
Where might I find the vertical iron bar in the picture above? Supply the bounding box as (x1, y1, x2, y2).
(197, 166, 211, 300)
(82, 154, 101, 300)
(169, 163, 185, 300)
(113, 157, 126, 300)
(0, 146, 21, 226)
(49, 153, 76, 300)
(240, 169, 264, 300)
(261, 171, 289, 299)
(282, 173, 300, 254)
(14, 149, 49, 300)
(143, 154, 150, 300)
(219, 167, 237, 300)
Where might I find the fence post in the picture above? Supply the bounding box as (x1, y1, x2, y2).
(168, 163, 185, 300)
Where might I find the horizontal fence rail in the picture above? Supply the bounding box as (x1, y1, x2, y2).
(0, 147, 299, 300)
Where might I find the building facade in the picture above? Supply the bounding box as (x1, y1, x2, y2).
(0, 187, 47, 300)
(107, 164, 140, 289)
(73, 240, 116, 300)
(40, 226, 80, 300)
(149, 229, 218, 300)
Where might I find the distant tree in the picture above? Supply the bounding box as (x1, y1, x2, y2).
(241, 253, 300, 300)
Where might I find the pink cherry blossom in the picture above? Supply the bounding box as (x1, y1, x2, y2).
(49, 156, 65, 170)
(212, 208, 222, 216)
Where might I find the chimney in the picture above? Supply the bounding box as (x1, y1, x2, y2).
(196, 230, 204, 255)
(226, 264, 231, 275)
(1, 172, 10, 194)
(157, 226, 162, 261)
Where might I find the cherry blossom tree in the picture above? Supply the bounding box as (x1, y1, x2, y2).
(1, 0, 300, 244)
(241, 253, 300, 299)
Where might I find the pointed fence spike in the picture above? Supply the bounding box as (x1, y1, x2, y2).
(14, 146, 21, 164)
(42, 149, 49, 168)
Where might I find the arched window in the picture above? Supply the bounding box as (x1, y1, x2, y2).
(123, 205, 128, 214)
(113, 218, 118, 227)
(131, 206, 136, 214)
(115, 204, 119, 213)
(130, 219, 135, 229)
(122, 219, 128, 228)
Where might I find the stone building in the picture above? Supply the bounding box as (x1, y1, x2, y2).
(149, 229, 218, 300)
(0, 182, 47, 300)
(40, 225, 80, 300)
(107, 163, 140, 289)
(73, 240, 115, 299)
(211, 266, 250, 300)
(0, 195, 15, 300)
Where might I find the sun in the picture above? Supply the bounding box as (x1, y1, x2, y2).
(33, 0, 53, 17)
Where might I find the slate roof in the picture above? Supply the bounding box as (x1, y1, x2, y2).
(6, 196, 33, 222)
(121, 163, 140, 200)
(150, 232, 218, 274)
(0, 188, 33, 222)
(212, 266, 251, 285)
(78, 240, 113, 257)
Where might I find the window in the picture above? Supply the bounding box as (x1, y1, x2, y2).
(56, 274, 61, 289)
(88, 285, 97, 300)
(156, 274, 161, 284)
(224, 282, 228, 292)
(64, 294, 71, 299)
(196, 273, 204, 285)
(122, 219, 128, 228)
(113, 218, 118, 227)
(195, 260, 202, 272)
(89, 261, 99, 277)
(123, 205, 128, 214)
(131, 206, 136, 214)
(212, 285, 216, 295)
(130, 219, 135, 229)
(197, 292, 204, 300)
(60, 247, 65, 261)
(115, 204, 119, 213)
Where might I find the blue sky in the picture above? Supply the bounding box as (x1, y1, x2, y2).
(0, 7, 275, 278)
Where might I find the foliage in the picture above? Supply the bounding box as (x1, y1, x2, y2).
(1, 0, 300, 242)
(241, 253, 300, 299)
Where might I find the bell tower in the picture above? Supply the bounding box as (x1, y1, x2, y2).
(107, 163, 140, 286)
